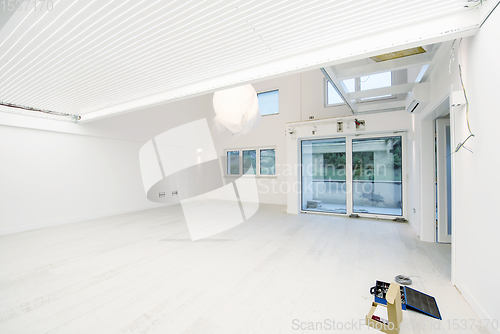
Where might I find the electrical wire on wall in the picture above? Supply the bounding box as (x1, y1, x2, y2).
(465, 0, 483, 8)
(455, 61, 475, 153)
(449, 38, 475, 154)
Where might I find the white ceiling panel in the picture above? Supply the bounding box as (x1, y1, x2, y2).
(0, 0, 490, 121)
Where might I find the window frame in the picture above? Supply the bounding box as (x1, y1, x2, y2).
(226, 150, 241, 175)
(242, 149, 257, 175)
(259, 148, 276, 176)
(224, 147, 276, 178)
(257, 89, 280, 116)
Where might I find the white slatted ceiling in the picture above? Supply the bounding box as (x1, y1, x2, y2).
(0, 0, 466, 119)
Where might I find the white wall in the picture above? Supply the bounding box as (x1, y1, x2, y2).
(0, 125, 157, 234)
(452, 10, 500, 331)
(409, 9, 500, 330)
(0, 95, 212, 234)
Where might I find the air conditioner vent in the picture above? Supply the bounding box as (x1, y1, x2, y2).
(405, 83, 430, 113)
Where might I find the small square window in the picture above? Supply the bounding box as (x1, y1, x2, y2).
(260, 149, 275, 175)
(257, 90, 279, 116)
(227, 151, 240, 175)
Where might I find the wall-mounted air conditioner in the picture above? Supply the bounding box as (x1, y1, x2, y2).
(405, 82, 430, 113)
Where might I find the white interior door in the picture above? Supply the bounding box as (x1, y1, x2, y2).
(436, 118, 452, 243)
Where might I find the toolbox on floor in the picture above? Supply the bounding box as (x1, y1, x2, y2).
(366, 282, 403, 334)
(370, 280, 441, 320)
(371, 280, 407, 310)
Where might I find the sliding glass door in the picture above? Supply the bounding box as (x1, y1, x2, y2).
(352, 136, 402, 216)
(301, 138, 347, 213)
(301, 134, 404, 217)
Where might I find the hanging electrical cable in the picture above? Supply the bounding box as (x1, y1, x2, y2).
(455, 39, 475, 153)
(455, 62, 475, 153)
(448, 38, 475, 154)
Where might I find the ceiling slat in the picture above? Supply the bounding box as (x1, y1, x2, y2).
(0, 0, 476, 119)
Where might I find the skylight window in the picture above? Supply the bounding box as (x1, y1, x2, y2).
(326, 72, 393, 106)
(360, 71, 392, 100)
(360, 71, 392, 91)
(343, 78, 356, 93)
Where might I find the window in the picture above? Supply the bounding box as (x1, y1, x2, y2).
(242, 150, 256, 174)
(227, 151, 240, 175)
(260, 149, 276, 175)
(225, 148, 275, 176)
(326, 71, 393, 106)
(257, 89, 279, 116)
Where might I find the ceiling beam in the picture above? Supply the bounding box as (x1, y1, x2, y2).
(419, 40, 454, 83)
(356, 100, 406, 113)
(347, 83, 416, 100)
(336, 50, 437, 80)
(321, 66, 357, 114)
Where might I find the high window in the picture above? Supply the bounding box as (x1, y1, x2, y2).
(257, 90, 279, 116)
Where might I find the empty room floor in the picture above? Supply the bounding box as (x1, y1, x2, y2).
(0, 204, 487, 334)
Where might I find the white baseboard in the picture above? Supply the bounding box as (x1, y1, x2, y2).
(0, 203, 168, 235)
(456, 283, 500, 334)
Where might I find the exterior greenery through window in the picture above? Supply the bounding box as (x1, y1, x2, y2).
(227, 151, 239, 175)
(260, 149, 276, 175)
(302, 136, 403, 216)
(243, 150, 256, 174)
(316, 137, 402, 181)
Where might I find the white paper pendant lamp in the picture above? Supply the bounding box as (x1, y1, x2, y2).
(213, 84, 261, 136)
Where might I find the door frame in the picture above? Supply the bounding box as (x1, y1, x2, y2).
(436, 118, 452, 243)
(300, 132, 408, 220)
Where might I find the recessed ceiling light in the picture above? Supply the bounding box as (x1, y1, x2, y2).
(370, 46, 427, 62)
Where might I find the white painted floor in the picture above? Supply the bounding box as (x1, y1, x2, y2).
(0, 204, 488, 333)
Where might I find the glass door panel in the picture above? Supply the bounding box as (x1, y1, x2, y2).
(352, 136, 402, 216)
(301, 138, 347, 213)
